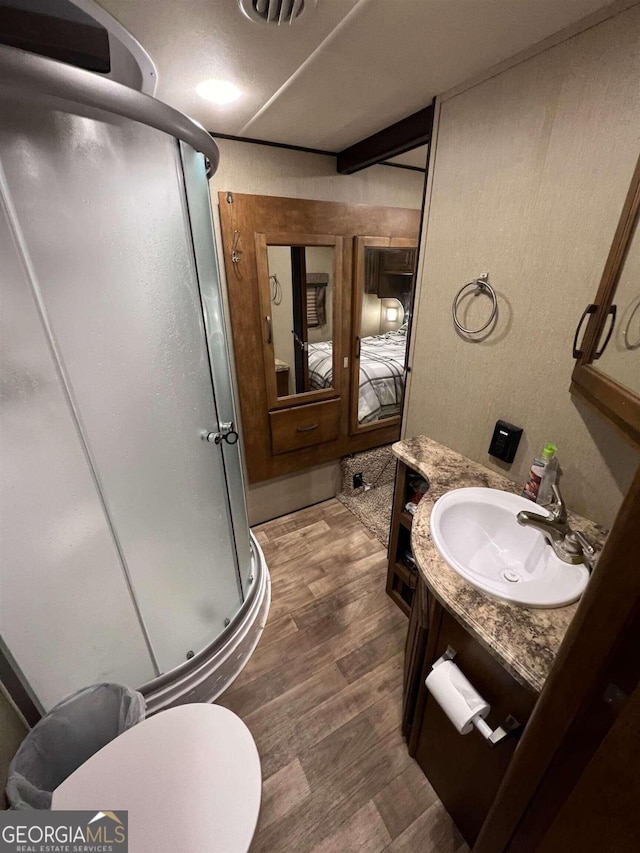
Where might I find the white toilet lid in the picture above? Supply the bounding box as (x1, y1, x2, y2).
(52, 703, 262, 853)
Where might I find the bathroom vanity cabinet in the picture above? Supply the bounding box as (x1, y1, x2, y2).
(390, 436, 606, 844)
(405, 583, 538, 845)
(387, 437, 606, 845)
(387, 436, 604, 853)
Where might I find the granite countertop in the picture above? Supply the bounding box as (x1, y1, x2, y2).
(393, 436, 606, 693)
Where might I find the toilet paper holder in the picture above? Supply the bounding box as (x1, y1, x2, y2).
(431, 646, 521, 748)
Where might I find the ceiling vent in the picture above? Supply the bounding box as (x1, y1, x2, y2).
(238, 0, 317, 26)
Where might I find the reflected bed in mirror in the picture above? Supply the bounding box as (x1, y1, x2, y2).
(351, 238, 417, 432)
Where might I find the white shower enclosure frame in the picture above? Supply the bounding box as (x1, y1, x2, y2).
(0, 42, 270, 717)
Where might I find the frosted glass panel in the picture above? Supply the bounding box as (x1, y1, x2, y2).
(0, 93, 242, 674)
(179, 144, 253, 593)
(0, 196, 156, 711)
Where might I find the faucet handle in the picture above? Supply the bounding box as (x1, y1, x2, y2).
(573, 530, 601, 571)
(549, 484, 567, 524)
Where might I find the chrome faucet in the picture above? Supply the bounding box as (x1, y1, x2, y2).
(517, 484, 593, 566)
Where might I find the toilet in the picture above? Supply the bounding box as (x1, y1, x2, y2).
(51, 704, 262, 853)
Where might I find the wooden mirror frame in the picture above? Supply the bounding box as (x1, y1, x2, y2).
(570, 152, 640, 446)
(218, 192, 421, 483)
(350, 236, 418, 435)
(255, 232, 344, 411)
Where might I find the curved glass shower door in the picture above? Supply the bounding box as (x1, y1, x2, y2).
(0, 86, 246, 708)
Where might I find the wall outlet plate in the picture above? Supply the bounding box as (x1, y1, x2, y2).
(488, 420, 523, 464)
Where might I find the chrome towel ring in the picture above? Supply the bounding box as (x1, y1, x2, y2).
(452, 273, 498, 336)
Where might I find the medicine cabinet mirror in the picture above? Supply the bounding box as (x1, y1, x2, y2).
(571, 152, 640, 444)
(351, 237, 418, 434)
(597, 214, 640, 394)
(255, 233, 343, 410)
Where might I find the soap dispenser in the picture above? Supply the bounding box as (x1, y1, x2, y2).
(522, 443, 557, 503)
(537, 444, 559, 507)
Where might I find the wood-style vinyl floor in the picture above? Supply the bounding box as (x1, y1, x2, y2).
(218, 498, 468, 853)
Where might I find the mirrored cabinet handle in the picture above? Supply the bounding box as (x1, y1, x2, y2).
(594, 304, 617, 359)
(265, 315, 273, 345)
(572, 304, 597, 358)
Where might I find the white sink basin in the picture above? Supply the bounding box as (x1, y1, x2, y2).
(430, 488, 589, 608)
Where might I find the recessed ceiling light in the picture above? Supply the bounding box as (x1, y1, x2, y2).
(196, 80, 241, 105)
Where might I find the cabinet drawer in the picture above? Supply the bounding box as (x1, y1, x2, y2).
(269, 399, 341, 455)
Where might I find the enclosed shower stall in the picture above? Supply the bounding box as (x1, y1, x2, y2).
(0, 14, 269, 717)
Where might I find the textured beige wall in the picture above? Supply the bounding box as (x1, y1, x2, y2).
(247, 462, 342, 526)
(208, 141, 424, 522)
(405, 5, 640, 528)
(267, 245, 296, 394)
(209, 139, 425, 209)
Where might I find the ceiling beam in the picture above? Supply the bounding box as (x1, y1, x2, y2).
(209, 131, 335, 159)
(336, 101, 435, 175)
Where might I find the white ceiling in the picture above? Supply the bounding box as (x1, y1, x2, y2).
(98, 0, 613, 152)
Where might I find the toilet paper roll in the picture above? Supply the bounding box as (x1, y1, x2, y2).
(425, 660, 490, 735)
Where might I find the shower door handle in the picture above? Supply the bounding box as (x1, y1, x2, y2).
(204, 422, 239, 445)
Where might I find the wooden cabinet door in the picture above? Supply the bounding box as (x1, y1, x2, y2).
(414, 609, 537, 845)
(402, 577, 429, 741)
(475, 468, 640, 853)
(536, 680, 640, 852)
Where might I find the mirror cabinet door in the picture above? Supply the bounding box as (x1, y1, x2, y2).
(571, 151, 640, 443)
(596, 214, 640, 395)
(351, 237, 417, 433)
(256, 233, 342, 409)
